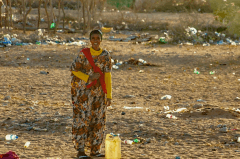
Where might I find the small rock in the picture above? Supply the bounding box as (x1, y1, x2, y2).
(121, 112, 125, 115)
(40, 92, 47, 95)
(193, 104, 203, 109)
(4, 96, 11, 100)
(174, 142, 179, 145)
(183, 133, 191, 136)
(217, 124, 222, 128)
(26, 126, 33, 131)
(219, 127, 228, 133)
(146, 138, 151, 143)
(55, 111, 60, 115)
(40, 71, 49, 75)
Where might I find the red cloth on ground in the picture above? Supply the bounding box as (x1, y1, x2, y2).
(0, 151, 19, 159)
(81, 48, 107, 94)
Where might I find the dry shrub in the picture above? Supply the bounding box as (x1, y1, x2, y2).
(135, 0, 212, 13)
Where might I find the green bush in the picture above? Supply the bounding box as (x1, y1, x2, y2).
(210, 0, 240, 36)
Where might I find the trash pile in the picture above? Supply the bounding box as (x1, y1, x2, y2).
(109, 33, 154, 43)
(0, 30, 87, 47)
(178, 26, 240, 46)
(111, 58, 159, 70)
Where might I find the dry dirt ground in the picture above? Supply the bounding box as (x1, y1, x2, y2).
(0, 33, 240, 159)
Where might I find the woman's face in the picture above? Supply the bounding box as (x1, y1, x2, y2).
(90, 34, 101, 50)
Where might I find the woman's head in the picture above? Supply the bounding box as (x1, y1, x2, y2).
(90, 30, 102, 51)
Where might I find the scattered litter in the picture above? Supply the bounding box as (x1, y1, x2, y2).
(163, 106, 169, 111)
(193, 104, 203, 109)
(161, 95, 172, 100)
(209, 71, 215, 75)
(197, 99, 206, 102)
(123, 95, 135, 98)
(33, 127, 48, 131)
(3, 96, 11, 100)
(123, 140, 133, 145)
(194, 68, 200, 74)
(146, 108, 150, 112)
(175, 108, 187, 113)
(139, 70, 144, 73)
(123, 106, 143, 110)
(24, 141, 31, 148)
(219, 127, 228, 133)
(40, 71, 49, 75)
(112, 65, 119, 69)
(66, 41, 86, 46)
(5, 134, 18, 140)
(166, 114, 177, 119)
(237, 137, 240, 143)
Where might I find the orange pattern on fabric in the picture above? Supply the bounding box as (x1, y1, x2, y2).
(70, 48, 112, 155)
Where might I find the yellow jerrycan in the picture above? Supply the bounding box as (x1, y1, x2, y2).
(105, 133, 121, 159)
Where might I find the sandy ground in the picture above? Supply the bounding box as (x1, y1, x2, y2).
(0, 34, 240, 158)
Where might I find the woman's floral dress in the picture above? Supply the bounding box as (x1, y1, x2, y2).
(70, 49, 112, 155)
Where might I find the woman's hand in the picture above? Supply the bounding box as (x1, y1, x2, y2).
(107, 98, 111, 106)
(88, 73, 101, 82)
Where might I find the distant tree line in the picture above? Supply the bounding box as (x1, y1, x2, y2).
(0, 0, 106, 33)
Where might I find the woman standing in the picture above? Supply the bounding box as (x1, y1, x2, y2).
(70, 30, 112, 158)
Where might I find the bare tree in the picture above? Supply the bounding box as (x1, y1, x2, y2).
(44, 0, 50, 32)
(38, 0, 42, 29)
(9, 0, 12, 27)
(49, 0, 53, 23)
(81, 0, 86, 33)
(22, 0, 33, 33)
(54, 0, 61, 34)
(5, 0, 9, 29)
(0, 0, 2, 28)
(77, 0, 81, 29)
(61, 0, 65, 30)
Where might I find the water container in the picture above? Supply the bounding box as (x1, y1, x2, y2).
(105, 134, 121, 159)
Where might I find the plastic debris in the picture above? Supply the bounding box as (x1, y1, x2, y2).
(112, 65, 119, 69)
(50, 23, 56, 29)
(237, 137, 240, 143)
(123, 95, 135, 98)
(24, 141, 30, 148)
(163, 106, 170, 111)
(219, 127, 228, 133)
(5, 134, 18, 140)
(197, 99, 205, 102)
(194, 68, 200, 74)
(175, 108, 187, 113)
(161, 95, 172, 100)
(166, 114, 177, 119)
(33, 127, 48, 131)
(159, 37, 167, 44)
(123, 106, 143, 110)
